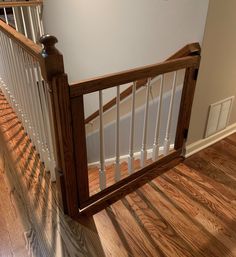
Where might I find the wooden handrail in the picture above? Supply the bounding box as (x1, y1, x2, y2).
(82, 42, 201, 124)
(166, 42, 200, 60)
(0, 19, 42, 60)
(0, 1, 43, 8)
(70, 55, 200, 97)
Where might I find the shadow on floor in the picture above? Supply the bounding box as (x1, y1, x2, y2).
(0, 93, 106, 257)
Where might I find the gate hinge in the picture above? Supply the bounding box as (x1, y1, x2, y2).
(183, 128, 189, 139)
(193, 69, 199, 81)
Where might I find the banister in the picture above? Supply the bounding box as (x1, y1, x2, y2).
(0, 1, 43, 8)
(70, 55, 200, 97)
(0, 15, 78, 216)
(0, 19, 42, 60)
(82, 42, 201, 124)
(166, 42, 201, 60)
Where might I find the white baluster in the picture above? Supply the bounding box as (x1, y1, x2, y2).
(128, 81, 137, 174)
(2, 36, 17, 111)
(36, 70, 56, 180)
(40, 80, 57, 181)
(28, 6, 36, 42)
(3, 8, 9, 24)
(99, 90, 106, 190)
(28, 56, 49, 166)
(152, 74, 164, 161)
(163, 71, 177, 155)
(23, 52, 39, 146)
(9, 40, 22, 115)
(33, 6, 41, 38)
(13, 42, 28, 128)
(17, 47, 34, 138)
(115, 85, 121, 182)
(141, 78, 151, 168)
(44, 81, 57, 180)
(36, 5, 44, 35)
(12, 7, 19, 31)
(20, 7, 28, 37)
(0, 34, 11, 104)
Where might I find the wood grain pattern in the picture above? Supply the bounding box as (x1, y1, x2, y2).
(51, 74, 79, 217)
(0, 91, 236, 256)
(71, 96, 90, 205)
(80, 151, 183, 212)
(174, 66, 200, 149)
(0, 151, 29, 257)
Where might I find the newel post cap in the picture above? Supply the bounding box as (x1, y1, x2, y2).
(39, 34, 65, 82)
(39, 34, 59, 56)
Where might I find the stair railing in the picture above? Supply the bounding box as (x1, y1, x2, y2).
(0, 6, 201, 217)
(0, 9, 79, 217)
(0, 19, 58, 182)
(0, 0, 44, 41)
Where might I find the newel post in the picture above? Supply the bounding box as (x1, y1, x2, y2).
(39, 35, 79, 217)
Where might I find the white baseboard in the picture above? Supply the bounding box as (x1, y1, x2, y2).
(88, 144, 174, 168)
(185, 123, 236, 158)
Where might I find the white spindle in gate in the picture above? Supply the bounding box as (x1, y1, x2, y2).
(140, 78, 152, 168)
(128, 81, 137, 174)
(115, 85, 121, 182)
(163, 71, 177, 155)
(152, 74, 164, 161)
(99, 90, 106, 190)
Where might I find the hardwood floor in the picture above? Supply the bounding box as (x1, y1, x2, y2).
(0, 91, 236, 257)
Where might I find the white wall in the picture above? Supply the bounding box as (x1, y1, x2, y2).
(43, 0, 209, 117)
(188, 0, 236, 144)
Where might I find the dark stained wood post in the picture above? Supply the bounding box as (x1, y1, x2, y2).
(174, 46, 201, 153)
(39, 35, 79, 217)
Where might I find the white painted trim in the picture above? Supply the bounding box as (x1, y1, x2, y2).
(88, 144, 174, 168)
(185, 123, 236, 158)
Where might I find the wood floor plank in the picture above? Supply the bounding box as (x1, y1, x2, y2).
(1, 90, 236, 257)
(150, 170, 236, 255)
(174, 163, 236, 211)
(125, 188, 200, 257)
(163, 169, 235, 226)
(107, 199, 162, 257)
(0, 150, 29, 257)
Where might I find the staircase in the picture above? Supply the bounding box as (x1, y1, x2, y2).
(0, 0, 201, 218)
